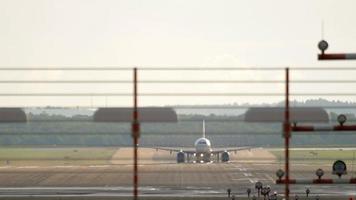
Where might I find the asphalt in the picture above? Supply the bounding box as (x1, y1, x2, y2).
(0, 148, 355, 199)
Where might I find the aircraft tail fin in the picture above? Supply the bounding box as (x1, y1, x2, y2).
(202, 120, 206, 138)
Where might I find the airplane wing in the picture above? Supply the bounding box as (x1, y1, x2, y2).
(155, 147, 196, 154)
(211, 146, 252, 154)
(156, 146, 252, 154)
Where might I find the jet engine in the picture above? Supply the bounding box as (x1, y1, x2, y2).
(221, 151, 230, 162)
(177, 152, 185, 163)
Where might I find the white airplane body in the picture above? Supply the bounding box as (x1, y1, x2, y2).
(157, 121, 250, 163)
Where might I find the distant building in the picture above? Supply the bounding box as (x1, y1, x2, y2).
(0, 108, 27, 122)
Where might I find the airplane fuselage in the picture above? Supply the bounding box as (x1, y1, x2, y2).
(194, 137, 212, 162)
(173, 120, 232, 163)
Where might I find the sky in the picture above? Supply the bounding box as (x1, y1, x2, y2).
(0, 0, 356, 107)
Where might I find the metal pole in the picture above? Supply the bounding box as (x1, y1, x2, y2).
(319, 53, 356, 60)
(132, 68, 139, 200)
(284, 67, 290, 199)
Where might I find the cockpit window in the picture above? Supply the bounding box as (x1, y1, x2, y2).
(198, 140, 207, 144)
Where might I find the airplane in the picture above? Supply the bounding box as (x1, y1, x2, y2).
(156, 120, 251, 163)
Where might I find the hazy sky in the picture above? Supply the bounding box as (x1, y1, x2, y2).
(0, 0, 356, 107)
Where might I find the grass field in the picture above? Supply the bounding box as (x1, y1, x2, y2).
(2, 147, 356, 166)
(269, 148, 356, 161)
(0, 147, 118, 166)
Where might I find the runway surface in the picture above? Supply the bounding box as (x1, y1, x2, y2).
(0, 148, 355, 198)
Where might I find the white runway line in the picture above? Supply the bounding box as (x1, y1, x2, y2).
(248, 178, 264, 183)
(1, 165, 80, 169)
(53, 165, 75, 168)
(88, 165, 110, 168)
(229, 165, 242, 169)
(251, 163, 274, 166)
(231, 177, 260, 183)
(265, 174, 275, 182)
(243, 173, 252, 177)
(16, 166, 39, 169)
(239, 168, 247, 171)
(231, 178, 253, 181)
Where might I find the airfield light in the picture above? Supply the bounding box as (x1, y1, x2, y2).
(200, 153, 204, 157)
(276, 169, 285, 180)
(337, 114, 347, 126)
(270, 193, 277, 200)
(318, 40, 329, 54)
(255, 181, 263, 189)
(315, 168, 324, 179)
(306, 188, 310, 197)
(272, 191, 278, 200)
(227, 188, 231, 198)
(261, 187, 267, 199)
(255, 181, 263, 197)
(247, 188, 251, 198)
(266, 185, 271, 196)
(332, 160, 347, 178)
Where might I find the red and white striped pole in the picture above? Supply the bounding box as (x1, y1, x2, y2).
(277, 178, 356, 184)
(318, 40, 356, 60)
(132, 68, 140, 200)
(292, 125, 356, 132)
(284, 68, 291, 200)
(319, 53, 356, 60)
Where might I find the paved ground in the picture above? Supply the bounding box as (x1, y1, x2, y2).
(0, 148, 355, 199)
(110, 147, 177, 164)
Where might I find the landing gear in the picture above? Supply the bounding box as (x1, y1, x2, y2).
(195, 153, 211, 163)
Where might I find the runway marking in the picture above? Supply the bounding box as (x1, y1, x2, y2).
(265, 174, 275, 182)
(250, 163, 274, 166)
(53, 165, 75, 168)
(243, 173, 252, 177)
(88, 165, 110, 168)
(232, 178, 269, 183)
(239, 168, 247, 171)
(231, 178, 251, 181)
(248, 178, 255, 183)
(16, 166, 39, 169)
(231, 178, 257, 183)
(229, 166, 242, 169)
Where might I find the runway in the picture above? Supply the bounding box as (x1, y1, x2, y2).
(0, 148, 355, 199)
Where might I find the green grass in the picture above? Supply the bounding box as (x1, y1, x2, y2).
(0, 147, 118, 166)
(269, 149, 356, 161)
